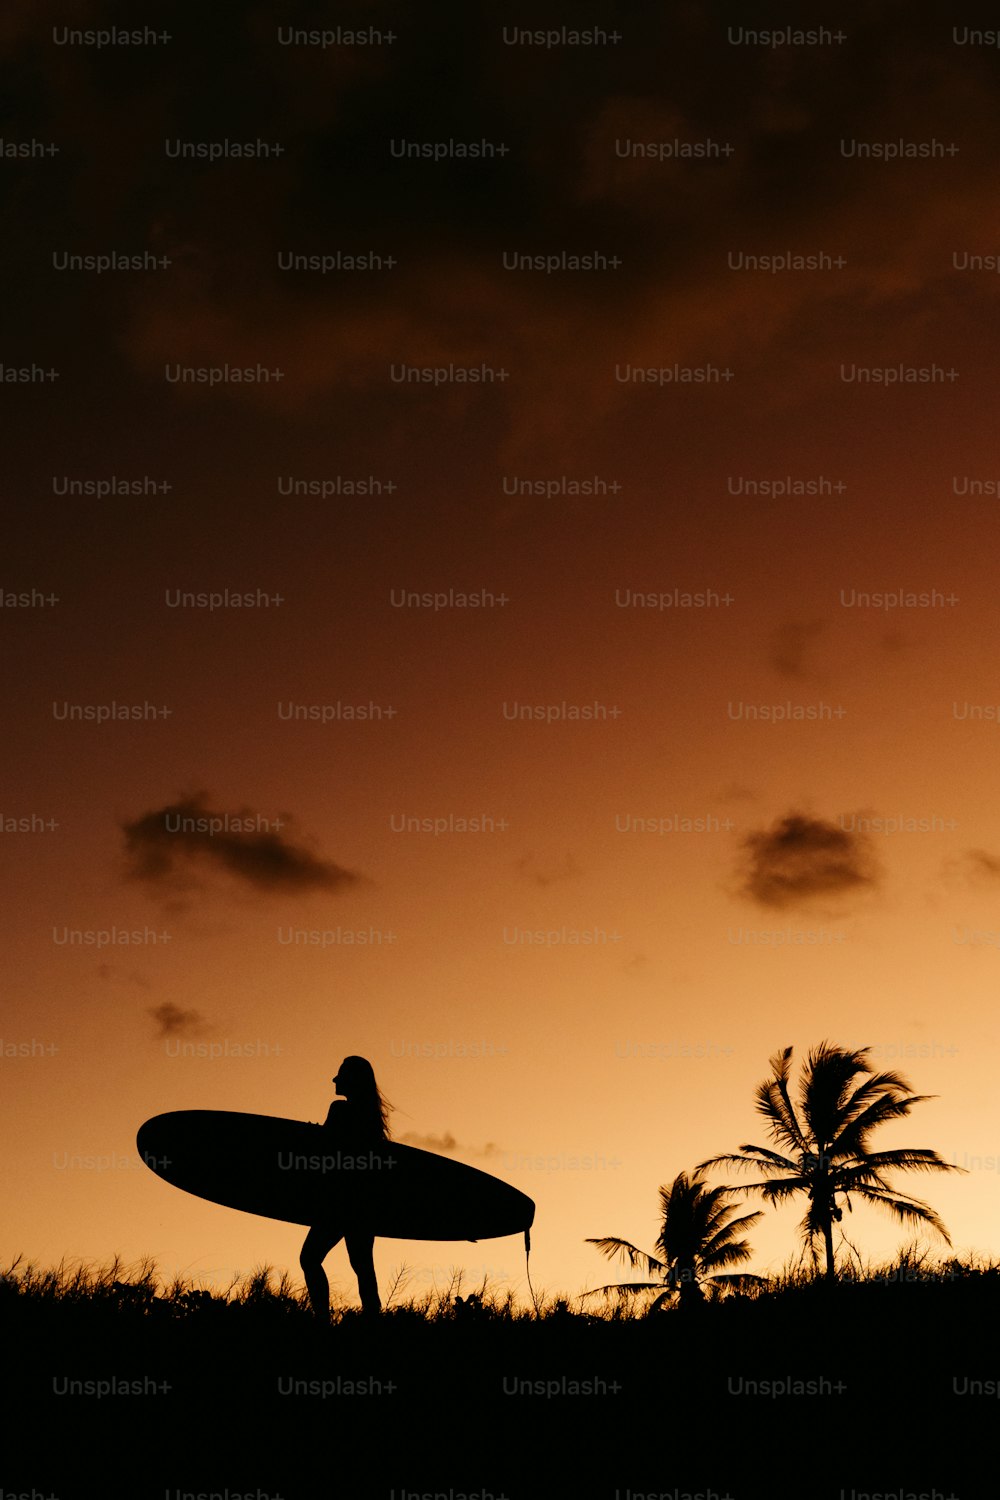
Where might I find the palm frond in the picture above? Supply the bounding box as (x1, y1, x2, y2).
(800, 1041, 873, 1145)
(849, 1187, 953, 1243)
(744, 1178, 809, 1204)
(755, 1046, 808, 1153)
(834, 1068, 920, 1130)
(697, 1147, 798, 1176)
(834, 1095, 935, 1155)
(849, 1148, 962, 1175)
(699, 1211, 765, 1262)
(646, 1290, 674, 1312)
(581, 1280, 665, 1301)
(701, 1239, 756, 1270)
(584, 1238, 665, 1278)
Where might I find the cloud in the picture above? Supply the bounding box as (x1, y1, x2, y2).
(121, 794, 364, 897)
(148, 1002, 207, 1039)
(737, 812, 879, 910)
(9, 5, 1000, 474)
(96, 964, 150, 989)
(769, 620, 825, 679)
(947, 849, 1000, 887)
(400, 1130, 500, 1158)
(968, 850, 1000, 881)
(401, 1129, 458, 1152)
(0, 0, 93, 47)
(515, 852, 581, 887)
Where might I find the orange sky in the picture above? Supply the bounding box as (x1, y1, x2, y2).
(3, 0, 1000, 1307)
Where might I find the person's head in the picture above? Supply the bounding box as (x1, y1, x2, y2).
(333, 1055, 392, 1137)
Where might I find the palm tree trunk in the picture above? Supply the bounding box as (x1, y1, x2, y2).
(822, 1217, 836, 1280)
(677, 1261, 705, 1308)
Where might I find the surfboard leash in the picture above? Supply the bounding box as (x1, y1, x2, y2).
(524, 1227, 539, 1317)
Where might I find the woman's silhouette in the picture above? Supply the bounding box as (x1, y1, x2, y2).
(300, 1055, 392, 1319)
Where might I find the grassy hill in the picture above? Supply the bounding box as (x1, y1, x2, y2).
(1, 1249, 993, 1496)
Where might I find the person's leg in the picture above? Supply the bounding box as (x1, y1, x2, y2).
(345, 1231, 380, 1316)
(299, 1224, 343, 1318)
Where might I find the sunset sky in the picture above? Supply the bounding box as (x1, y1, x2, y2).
(4, 0, 1000, 1308)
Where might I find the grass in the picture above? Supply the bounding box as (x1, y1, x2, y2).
(4, 1242, 999, 1322)
(0, 1251, 539, 1320)
(3, 1248, 993, 1491)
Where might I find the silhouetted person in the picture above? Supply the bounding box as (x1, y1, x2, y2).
(300, 1055, 392, 1320)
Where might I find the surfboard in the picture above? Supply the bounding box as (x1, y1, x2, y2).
(137, 1110, 535, 1241)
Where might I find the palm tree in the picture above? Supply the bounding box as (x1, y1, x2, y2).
(585, 1168, 765, 1310)
(698, 1041, 963, 1281)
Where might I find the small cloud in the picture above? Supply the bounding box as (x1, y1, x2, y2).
(737, 812, 879, 911)
(968, 849, 1000, 881)
(719, 783, 757, 803)
(97, 965, 151, 989)
(148, 1002, 207, 1039)
(401, 1129, 458, 1152)
(516, 852, 581, 887)
(769, 619, 825, 679)
(946, 848, 1000, 887)
(400, 1130, 500, 1159)
(121, 793, 364, 897)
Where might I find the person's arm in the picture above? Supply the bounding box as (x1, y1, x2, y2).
(321, 1099, 344, 1129)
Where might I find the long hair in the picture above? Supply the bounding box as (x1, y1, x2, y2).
(338, 1055, 393, 1139)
